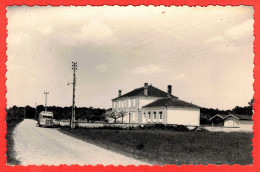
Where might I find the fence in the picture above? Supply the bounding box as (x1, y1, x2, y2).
(56, 120, 141, 128)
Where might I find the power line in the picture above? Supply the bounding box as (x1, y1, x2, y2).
(77, 11, 238, 66)
(82, 39, 252, 81)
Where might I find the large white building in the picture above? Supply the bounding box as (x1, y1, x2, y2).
(110, 83, 200, 126)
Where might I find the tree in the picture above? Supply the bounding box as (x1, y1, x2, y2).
(76, 108, 93, 122)
(248, 98, 254, 107)
(106, 110, 126, 123)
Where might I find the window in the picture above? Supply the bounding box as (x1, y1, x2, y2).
(43, 116, 52, 119)
(159, 111, 162, 120)
(128, 99, 131, 108)
(133, 113, 136, 122)
(148, 112, 151, 119)
(130, 99, 133, 107)
(154, 112, 156, 119)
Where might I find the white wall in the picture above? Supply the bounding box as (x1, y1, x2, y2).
(167, 108, 200, 126)
(224, 117, 239, 127)
(239, 120, 253, 131)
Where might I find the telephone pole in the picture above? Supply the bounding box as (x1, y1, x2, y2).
(44, 91, 49, 112)
(24, 106, 26, 119)
(35, 102, 37, 120)
(68, 62, 77, 129)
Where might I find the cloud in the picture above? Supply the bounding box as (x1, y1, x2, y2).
(55, 21, 117, 47)
(173, 73, 186, 82)
(206, 18, 254, 45)
(132, 64, 163, 75)
(95, 64, 108, 73)
(38, 26, 55, 35)
(225, 18, 254, 40)
(205, 35, 225, 44)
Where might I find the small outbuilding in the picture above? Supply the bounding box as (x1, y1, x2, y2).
(209, 114, 253, 129)
(209, 114, 226, 126)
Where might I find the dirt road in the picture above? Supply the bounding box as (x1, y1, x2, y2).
(13, 119, 149, 166)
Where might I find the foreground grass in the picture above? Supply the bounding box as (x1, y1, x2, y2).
(59, 127, 253, 165)
(6, 118, 23, 165)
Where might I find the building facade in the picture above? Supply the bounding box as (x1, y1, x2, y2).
(110, 83, 200, 126)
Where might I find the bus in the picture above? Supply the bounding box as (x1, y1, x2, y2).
(37, 111, 54, 127)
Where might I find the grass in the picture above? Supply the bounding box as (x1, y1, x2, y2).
(59, 127, 253, 165)
(6, 118, 23, 165)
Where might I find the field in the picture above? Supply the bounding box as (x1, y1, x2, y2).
(6, 118, 23, 165)
(60, 127, 253, 165)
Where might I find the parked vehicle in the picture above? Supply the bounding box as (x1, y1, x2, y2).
(37, 111, 54, 127)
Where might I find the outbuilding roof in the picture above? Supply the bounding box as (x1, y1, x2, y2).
(112, 85, 178, 100)
(142, 98, 200, 109)
(209, 114, 252, 121)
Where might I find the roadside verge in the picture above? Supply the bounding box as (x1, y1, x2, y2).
(6, 118, 23, 165)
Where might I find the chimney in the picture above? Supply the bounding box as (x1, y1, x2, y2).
(118, 90, 122, 97)
(144, 83, 148, 96)
(167, 85, 172, 98)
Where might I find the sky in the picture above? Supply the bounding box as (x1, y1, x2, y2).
(6, 6, 254, 110)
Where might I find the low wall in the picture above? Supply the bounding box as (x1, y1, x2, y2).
(57, 120, 140, 128)
(103, 123, 139, 128)
(202, 125, 253, 133)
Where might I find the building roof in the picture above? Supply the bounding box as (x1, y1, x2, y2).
(142, 98, 200, 109)
(209, 114, 229, 120)
(112, 85, 178, 100)
(209, 114, 252, 121)
(40, 111, 53, 116)
(226, 114, 252, 120)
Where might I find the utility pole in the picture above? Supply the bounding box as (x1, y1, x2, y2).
(35, 102, 37, 120)
(44, 91, 49, 112)
(24, 106, 26, 119)
(68, 61, 77, 129)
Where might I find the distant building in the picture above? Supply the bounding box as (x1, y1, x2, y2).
(209, 114, 253, 129)
(110, 83, 200, 126)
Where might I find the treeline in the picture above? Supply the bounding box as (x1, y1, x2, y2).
(200, 99, 254, 125)
(6, 105, 106, 122)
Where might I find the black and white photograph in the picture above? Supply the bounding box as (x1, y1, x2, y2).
(6, 5, 254, 165)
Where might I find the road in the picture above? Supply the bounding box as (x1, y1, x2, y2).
(13, 119, 149, 166)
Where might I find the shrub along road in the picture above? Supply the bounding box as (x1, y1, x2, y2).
(13, 119, 149, 165)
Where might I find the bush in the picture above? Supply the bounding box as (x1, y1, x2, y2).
(139, 124, 190, 131)
(136, 143, 145, 150)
